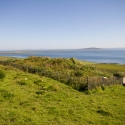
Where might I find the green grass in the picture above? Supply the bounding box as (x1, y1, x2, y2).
(93, 63, 125, 72)
(0, 64, 125, 125)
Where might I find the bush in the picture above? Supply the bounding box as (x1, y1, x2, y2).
(0, 70, 6, 79)
(113, 72, 124, 77)
(70, 57, 77, 64)
(74, 70, 83, 77)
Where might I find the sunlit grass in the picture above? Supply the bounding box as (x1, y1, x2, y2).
(93, 63, 125, 72)
(0, 64, 125, 125)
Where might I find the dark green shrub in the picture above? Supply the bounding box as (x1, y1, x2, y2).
(17, 80, 27, 85)
(74, 70, 83, 77)
(70, 57, 77, 64)
(101, 85, 105, 90)
(113, 72, 124, 77)
(0, 89, 14, 99)
(34, 80, 43, 86)
(79, 83, 88, 91)
(36, 90, 45, 95)
(0, 70, 6, 79)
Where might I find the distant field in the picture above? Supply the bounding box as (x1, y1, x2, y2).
(0, 56, 13, 60)
(79, 60, 125, 73)
(93, 63, 125, 72)
(0, 64, 125, 125)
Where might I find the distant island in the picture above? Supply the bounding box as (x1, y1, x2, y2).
(0, 48, 125, 54)
(80, 47, 102, 50)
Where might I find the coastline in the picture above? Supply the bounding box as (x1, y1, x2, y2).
(0, 49, 125, 64)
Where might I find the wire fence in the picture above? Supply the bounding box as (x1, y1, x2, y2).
(0, 60, 123, 91)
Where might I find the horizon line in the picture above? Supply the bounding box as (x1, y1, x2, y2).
(0, 47, 125, 51)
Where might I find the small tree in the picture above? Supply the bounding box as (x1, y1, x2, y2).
(0, 70, 6, 79)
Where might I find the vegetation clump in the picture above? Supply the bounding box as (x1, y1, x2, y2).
(0, 70, 5, 79)
(36, 90, 45, 95)
(113, 72, 125, 77)
(97, 109, 112, 116)
(34, 80, 43, 86)
(0, 89, 14, 99)
(17, 80, 27, 85)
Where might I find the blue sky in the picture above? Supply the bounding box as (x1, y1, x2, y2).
(0, 0, 125, 50)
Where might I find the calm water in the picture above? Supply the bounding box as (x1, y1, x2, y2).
(0, 49, 125, 64)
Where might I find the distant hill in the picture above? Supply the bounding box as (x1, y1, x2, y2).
(80, 47, 102, 50)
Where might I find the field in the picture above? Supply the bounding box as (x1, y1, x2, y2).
(0, 59, 125, 124)
(93, 63, 125, 72)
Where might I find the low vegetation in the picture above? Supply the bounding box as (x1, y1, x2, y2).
(93, 63, 125, 73)
(0, 64, 125, 125)
(0, 56, 114, 91)
(0, 70, 6, 79)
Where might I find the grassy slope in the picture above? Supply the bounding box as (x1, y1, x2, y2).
(0, 65, 125, 125)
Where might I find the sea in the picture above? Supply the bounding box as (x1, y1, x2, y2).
(0, 49, 125, 64)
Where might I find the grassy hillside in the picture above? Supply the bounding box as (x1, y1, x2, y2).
(0, 64, 125, 125)
(1, 56, 109, 76)
(0, 56, 125, 90)
(0, 56, 114, 91)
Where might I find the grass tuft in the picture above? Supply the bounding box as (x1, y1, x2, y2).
(36, 90, 45, 95)
(97, 109, 112, 116)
